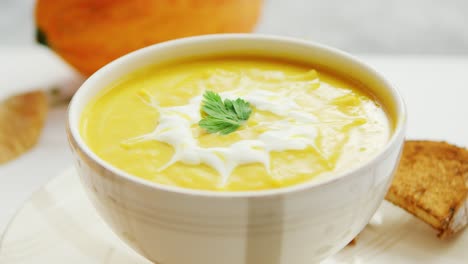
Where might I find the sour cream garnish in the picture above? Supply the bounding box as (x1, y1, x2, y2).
(124, 92, 320, 186)
(123, 70, 326, 186)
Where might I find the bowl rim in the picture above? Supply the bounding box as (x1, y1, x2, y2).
(67, 33, 407, 198)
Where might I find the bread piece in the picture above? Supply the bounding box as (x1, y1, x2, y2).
(0, 91, 48, 164)
(386, 140, 468, 238)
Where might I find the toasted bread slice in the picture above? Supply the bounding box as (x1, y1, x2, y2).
(0, 91, 48, 164)
(386, 140, 468, 238)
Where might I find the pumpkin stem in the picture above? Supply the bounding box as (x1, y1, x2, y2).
(35, 28, 49, 48)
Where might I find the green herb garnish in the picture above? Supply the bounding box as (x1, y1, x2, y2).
(198, 91, 252, 135)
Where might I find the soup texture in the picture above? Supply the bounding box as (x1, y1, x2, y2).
(81, 57, 391, 191)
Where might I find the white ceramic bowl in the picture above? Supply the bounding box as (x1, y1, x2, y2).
(67, 34, 406, 264)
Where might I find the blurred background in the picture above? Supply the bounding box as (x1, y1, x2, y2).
(2, 0, 468, 54)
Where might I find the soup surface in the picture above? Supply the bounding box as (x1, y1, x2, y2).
(81, 57, 391, 191)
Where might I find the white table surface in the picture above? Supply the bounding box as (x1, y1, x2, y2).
(1, 55, 468, 237)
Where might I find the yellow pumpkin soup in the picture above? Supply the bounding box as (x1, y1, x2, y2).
(80, 57, 391, 191)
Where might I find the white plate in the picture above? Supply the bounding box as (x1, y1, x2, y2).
(0, 168, 467, 264)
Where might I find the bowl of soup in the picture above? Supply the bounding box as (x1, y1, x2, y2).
(67, 34, 406, 264)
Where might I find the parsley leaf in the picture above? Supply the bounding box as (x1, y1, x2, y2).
(198, 91, 252, 135)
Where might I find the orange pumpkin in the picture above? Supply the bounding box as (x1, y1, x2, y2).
(35, 0, 263, 76)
